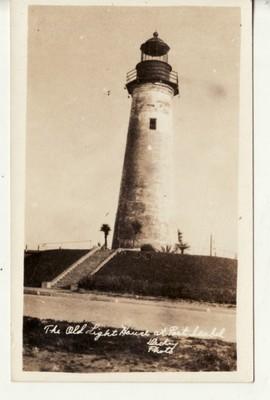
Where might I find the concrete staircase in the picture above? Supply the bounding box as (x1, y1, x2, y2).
(42, 248, 118, 289)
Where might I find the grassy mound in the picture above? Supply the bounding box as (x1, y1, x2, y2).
(24, 249, 89, 287)
(79, 252, 237, 304)
(23, 317, 236, 372)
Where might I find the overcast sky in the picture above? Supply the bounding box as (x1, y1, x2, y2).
(25, 5, 240, 256)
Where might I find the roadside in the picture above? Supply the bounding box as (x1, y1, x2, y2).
(23, 316, 236, 373)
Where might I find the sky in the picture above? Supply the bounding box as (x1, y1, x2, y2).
(25, 5, 240, 256)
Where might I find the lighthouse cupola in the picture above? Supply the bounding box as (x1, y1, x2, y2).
(126, 32, 179, 95)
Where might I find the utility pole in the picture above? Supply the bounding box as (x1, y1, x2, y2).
(210, 234, 213, 256)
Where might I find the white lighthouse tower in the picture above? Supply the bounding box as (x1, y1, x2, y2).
(112, 32, 179, 250)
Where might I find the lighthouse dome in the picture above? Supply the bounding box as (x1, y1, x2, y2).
(140, 32, 170, 57)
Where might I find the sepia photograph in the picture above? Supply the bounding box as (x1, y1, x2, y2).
(11, 0, 253, 382)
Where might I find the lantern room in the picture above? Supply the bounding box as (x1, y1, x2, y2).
(140, 31, 170, 62)
(126, 32, 179, 96)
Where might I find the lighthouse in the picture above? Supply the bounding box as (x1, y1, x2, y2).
(112, 32, 179, 250)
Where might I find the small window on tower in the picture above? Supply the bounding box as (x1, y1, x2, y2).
(149, 118, 157, 130)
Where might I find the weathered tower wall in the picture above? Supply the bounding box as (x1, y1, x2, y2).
(112, 82, 175, 250)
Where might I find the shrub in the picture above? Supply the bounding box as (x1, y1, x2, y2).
(140, 244, 156, 252)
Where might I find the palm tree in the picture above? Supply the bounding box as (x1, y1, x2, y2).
(100, 224, 111, 249)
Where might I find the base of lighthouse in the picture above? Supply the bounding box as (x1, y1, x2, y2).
(112, 82, 175, 250)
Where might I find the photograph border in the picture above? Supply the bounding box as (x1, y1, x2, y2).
(10, 0, 253, 382)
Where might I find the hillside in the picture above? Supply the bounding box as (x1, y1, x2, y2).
(79, 251, 237, 304)
(24, 249, 89, 287)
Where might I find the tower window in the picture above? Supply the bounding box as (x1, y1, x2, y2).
(149, 118, 157, 130)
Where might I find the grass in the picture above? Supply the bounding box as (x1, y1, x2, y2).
(24, 249, 89, 287)
(79, 252, 237, 304)
(23, 317, 236, 372)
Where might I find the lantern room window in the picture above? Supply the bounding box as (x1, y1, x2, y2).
(150, 118, 157, 130)
(141, 52, 168, 63)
